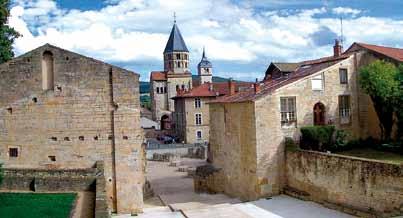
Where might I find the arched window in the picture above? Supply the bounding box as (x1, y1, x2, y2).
(42, 51, 54, 90)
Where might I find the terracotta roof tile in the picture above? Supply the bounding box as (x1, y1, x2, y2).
(173, 82, 253, 99)
(150, 71, 167, 81)
(345, 42, 403, 62)
(210, 55, 349, 104)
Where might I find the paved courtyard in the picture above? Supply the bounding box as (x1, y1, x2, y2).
(117, 158, 356, 218)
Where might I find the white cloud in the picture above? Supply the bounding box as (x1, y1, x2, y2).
(332, 7, 361, 16)
(8, 0, 403, 81)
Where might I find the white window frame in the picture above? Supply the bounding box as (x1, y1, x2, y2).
(195, 98, 201, 108)
(195, 113, 202, 125)
(280, 97, 297, 126)
(339, 95, 351, 124)
(311, 73, 324, 91)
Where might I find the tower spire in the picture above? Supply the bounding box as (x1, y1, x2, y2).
(202, 46, 206, 59)
(174, 12, 176, 24)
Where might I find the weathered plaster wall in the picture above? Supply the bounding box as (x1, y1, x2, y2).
(0, 44, 144, 214)
(286, 150, 403, 217)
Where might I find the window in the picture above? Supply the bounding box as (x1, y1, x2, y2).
(176, 54, 180, 59)
(280, 97, 296, 125)
(311, 73, 323, 90)
(196, 130, 202, 140)
(178, 62, 182, 67)
(339, 68, 348, 84)
(195, 113, 202, 125)
(48, 156, 56, 161)
(164, 87, 167, 93)
(9, 147, 18, 158)
(195, 98, 201, 108)
(42, 51, 54, 91)
(184, 54, 187, 59)
(185, 62, 188, 68)
(339, 95, 351, 123)
(182, 84, 185, 90)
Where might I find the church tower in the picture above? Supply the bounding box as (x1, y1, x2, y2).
(197, 47, 213, 84)
(163, 20, 190, 74)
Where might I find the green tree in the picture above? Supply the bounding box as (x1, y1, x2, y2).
(0, 0, 20, 64)
(395, 64, 403, 140)
(359, 60, 400, 141)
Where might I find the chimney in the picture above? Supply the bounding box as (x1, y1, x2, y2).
(208, 82, 213, 91)
(333, 39, 343, 57)
(228, 78, 235, 95)
(254, 78, 260, 93)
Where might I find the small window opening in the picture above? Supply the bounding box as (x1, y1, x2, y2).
(123, 136, 128, 140)
(94, 136, 99, 140)
(79, 136, 84, 141)
(50, 137, 57, 141)
(7, 107, 12, 114)
(65, 56, 69, 61)
(48, 156, 56, 161)
(9, 148, 18, 157)
(56, 85, 62, 92)
(32, 97, 38, 103)
(108, 135, 113, 140)
(64, 137, 70, 141)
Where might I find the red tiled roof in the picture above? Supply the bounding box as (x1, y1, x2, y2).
(210, 55, 350, 104)
(345, 42, 403, 62)
(173, 82, 253, 99)
(150, 71, 167, 81)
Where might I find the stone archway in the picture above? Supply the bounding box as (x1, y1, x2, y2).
(313, 102, 325, 125)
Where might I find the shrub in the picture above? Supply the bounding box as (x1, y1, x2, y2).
(0, 164, 3, 185)
(284, 137, 298, 151)
(300, 125, 335, 151)
(328, 129, 349, 152)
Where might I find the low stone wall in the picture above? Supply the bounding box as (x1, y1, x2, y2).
(1, 168, 96, 192)
(0, 161, 110, 218)
(286, 150, 403, 217)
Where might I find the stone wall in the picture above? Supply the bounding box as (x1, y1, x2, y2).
(208, 102, 259, 201)
(286, 150, 403, 217)
(0, 44, 144, 214)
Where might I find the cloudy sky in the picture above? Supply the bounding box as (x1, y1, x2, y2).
(9, 0, 403, 81)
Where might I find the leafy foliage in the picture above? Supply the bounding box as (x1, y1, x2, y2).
(359, 60, 400, 140)
(0, 163, 3, 185)
(284, 137, 298, 151)
(0, 0, 20, 64)
(300, 125, 335, 151)
(395, 64, 403, 140)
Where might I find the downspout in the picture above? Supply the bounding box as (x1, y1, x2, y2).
(109, 67, 118, 212)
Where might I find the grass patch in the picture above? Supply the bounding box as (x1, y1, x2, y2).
(0, 193, 76, 218)
(336, 148, 403, 164)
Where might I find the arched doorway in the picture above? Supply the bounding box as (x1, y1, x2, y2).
(313, 102, 325, 125)
(161, 114, 171, 130)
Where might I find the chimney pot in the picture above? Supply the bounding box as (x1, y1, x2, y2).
(254, 81, 261, 93)
(228, 78, 235, 95)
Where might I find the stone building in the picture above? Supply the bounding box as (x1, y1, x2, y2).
(150, 21, 192, 129)
(172, 80, 252, 144)
(0, 44, 145, 214)
(203, 41, 403, 201)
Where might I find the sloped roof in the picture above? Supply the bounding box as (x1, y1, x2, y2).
(164, 23, 189, 53)
(173, 82, 253, 99)
(345, 42, 403, 62)
(150, 71, 167, 81)
(210, 55, 350, 104)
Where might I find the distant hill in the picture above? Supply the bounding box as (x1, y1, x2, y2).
(139, 76, 240, 94)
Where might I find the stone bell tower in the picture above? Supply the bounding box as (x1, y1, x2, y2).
(197, 47, 213, 84)
(163, 20, 190, 74)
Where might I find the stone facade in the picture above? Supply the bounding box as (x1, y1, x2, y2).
(205, 42, 401, 203)
(0, 44, 145, 214)
(173, 96, 213, 144)
(286, 150, 403, 217)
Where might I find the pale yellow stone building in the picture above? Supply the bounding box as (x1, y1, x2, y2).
(205, 41, 403, 201)
(0, 44, 145, 214)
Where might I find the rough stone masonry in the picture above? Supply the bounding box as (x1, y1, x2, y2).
(0, 44, 145, 214)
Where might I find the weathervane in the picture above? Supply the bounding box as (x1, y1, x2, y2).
(174, 12, 176, 24)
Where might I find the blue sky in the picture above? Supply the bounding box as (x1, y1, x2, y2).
(9, 0, 403, 81)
